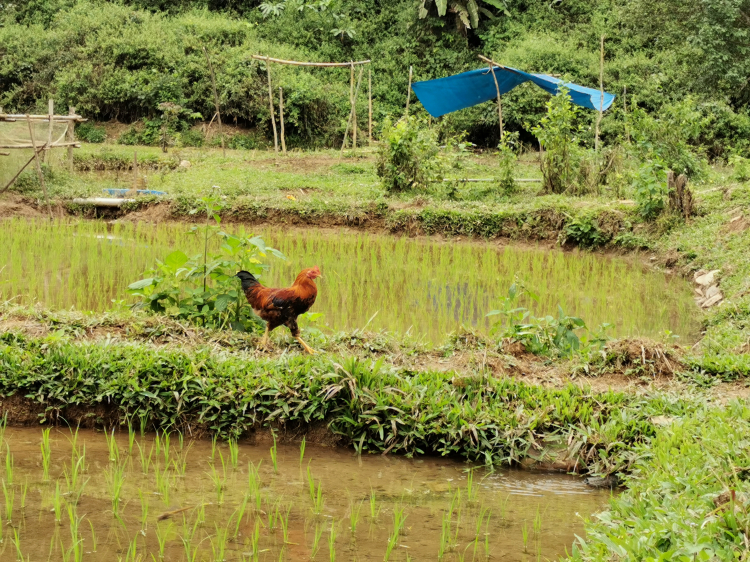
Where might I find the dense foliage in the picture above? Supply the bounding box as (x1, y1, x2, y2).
(0, 329, 694, 477)
(3, 0, 750, 154)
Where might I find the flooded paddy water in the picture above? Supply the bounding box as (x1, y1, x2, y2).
(0, 218, 699, 343)
(0, 426, 611, 561)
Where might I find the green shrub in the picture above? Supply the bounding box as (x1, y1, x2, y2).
(487, 283, 610, 358)
(75, 122, 106, 143)
(226, 132, 264, 150)
(376, 116, 454, 192)
(729, 154, 750, 182)
(127, 195, 285, 332)
(632, 160, 669, 220)
(497, 131, 519, 195)
(563, 214, 610, 248)
(532, 88, 582, 194)
(178, 129, 205, 147)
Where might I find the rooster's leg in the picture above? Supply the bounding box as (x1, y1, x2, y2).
(259, 325, 270, 350)
(295, 336, 317, 355)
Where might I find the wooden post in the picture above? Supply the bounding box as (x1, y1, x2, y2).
(368, 67, 372, 145)
(623, 85, 630, 143)
(349, 63, 355, 149)
(203, 46, 225, 157)
(405, 66, 413, 115)
(43, 99, 54, 164)
(279, 87, 287, 154)
(66, 106, 75, 172)
(595, 34, 604, 151)
(27, 116, 52, 218)
(133, 151, 139, 190)
(266, 56, 279, 154)
(487, 64, 504, 141)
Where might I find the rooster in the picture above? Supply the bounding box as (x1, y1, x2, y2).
(236, 266, 322, 354)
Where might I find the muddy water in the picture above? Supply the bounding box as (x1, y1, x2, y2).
(1, 427, 610, 561)
(0, 219, 700, 344)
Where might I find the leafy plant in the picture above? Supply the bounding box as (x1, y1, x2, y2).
(729, 154, 750, 182)
(532, 87, 582, 195)
(632, 159, 668, 220)
(497, 131, 519, 195)
(563, 214, 610, 248)
(487, 283, 610, 357)
(75, 122, 106, 144)
(128, 193, 284, 331)
(376, 116, 459, 193)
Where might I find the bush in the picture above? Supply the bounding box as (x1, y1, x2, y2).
(563, 214, 610, 248)
(178, 129, 205, 147)
(127, 195, 285, 332)
(75, 122, 106, 143)
(532, 88, 582, 194)
(632, 160, 669, 220)
(226, 132, 264, 150)
(729, 154, 750, 182)
(376, 116, 454, 193)
(497, 131, 519, 195)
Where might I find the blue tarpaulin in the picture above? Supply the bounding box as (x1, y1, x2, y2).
(412, 65, 615, 117)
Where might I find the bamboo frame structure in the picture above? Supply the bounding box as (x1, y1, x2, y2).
(368, 68, 373, 145)
(26, 117, 52, 218)
(405, 66, 413, 115)
(595, 35, 604, 151)
(256, 54, 373, 152)
(203, 47, 226, 157)
(279, 87, 287, 154)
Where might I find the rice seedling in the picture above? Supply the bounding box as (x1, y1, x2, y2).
(211, 523, 229, 562)
(311, 523, 324, 560)
(209, 452, 227, 505)
(533, 505, 543, 534)
(267, 499, 281, 532)
(139, 490, 150, 530)
(299, 437, 306, 466)
(328, 520, 337, 562)
(154, 431, 162, 457)
(122, 535, 140, 562)
(104, 427, 119, 463)
(66, 503, 84, 562)
(522, 521, 529, 553)
(88, 519, 98, 553)
(196, 502, 206, 526)
(172, 455, 188, 476)
(465, 469, 479, 503)
(369, 489, 381, 519)
(162, 431, 171, 465)
(233, 494, 249, 539)
(177, 431, 184, 451)
(5, 446, 13, 486)
(248, 462, 262, 511)
(280, 503, 292, 544)
(211, 435, 218, 461)
(228, 438, 239, 469)
(41, 427, 52, 481)
(438, 511, 451, 560)
(106, 461, 126, 515)
(307, 466, 324, 515)
(136, 440, 154, 475)
(180, 513, 201, 560)
(250, 519, 261, 562)
(473, 507, 491, 558)
(2, 479, 14, 522)
(13, 527, 23, 560)
(127, 420, 136, 455)
(349, 499, 364, 536)
(20, 477, 28, 511)
(270, 435, 278, 473)
(155, 464, 172, 507)
(384, 505, 406, 561)
(53, 481, 64, 524)
(155, 521, 172, 559)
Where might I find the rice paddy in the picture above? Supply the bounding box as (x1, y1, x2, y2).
(0, 425, 610, 561)
(0, 218, 699, 343)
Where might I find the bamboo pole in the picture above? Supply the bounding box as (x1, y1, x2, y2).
(67, 106, 75, 172)
(133, 151, 139, 190)
(251, 55, 370, 67)
(487, 64, 504, 141)
(405, 66, 413, 115)
(368, 67, 373, 145)
(341, 67, 365, 153)
(623, 85, 630, 143)
(26, 116, 52, 218)
(279, 87, 287, 154)
(350, 63, 357, 149)
(42, 99, 54, 164)
(266, 56, 279, 154)
(595, 35, 604, 151)
(0, 114, 84, 121)
(0, 142, 80, 149)
(0, 147, 45, 193)
(203, 46, 225, 157)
